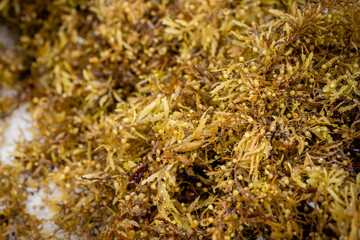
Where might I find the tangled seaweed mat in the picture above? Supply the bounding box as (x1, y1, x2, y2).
(0, 0, 360, 239)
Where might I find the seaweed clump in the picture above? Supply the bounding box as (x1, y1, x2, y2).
(0, 0, 360, 239)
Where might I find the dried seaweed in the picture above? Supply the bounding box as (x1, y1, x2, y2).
(0, 0, 360, 239)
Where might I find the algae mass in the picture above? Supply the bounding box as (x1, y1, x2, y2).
(0, 0, 360, 239)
